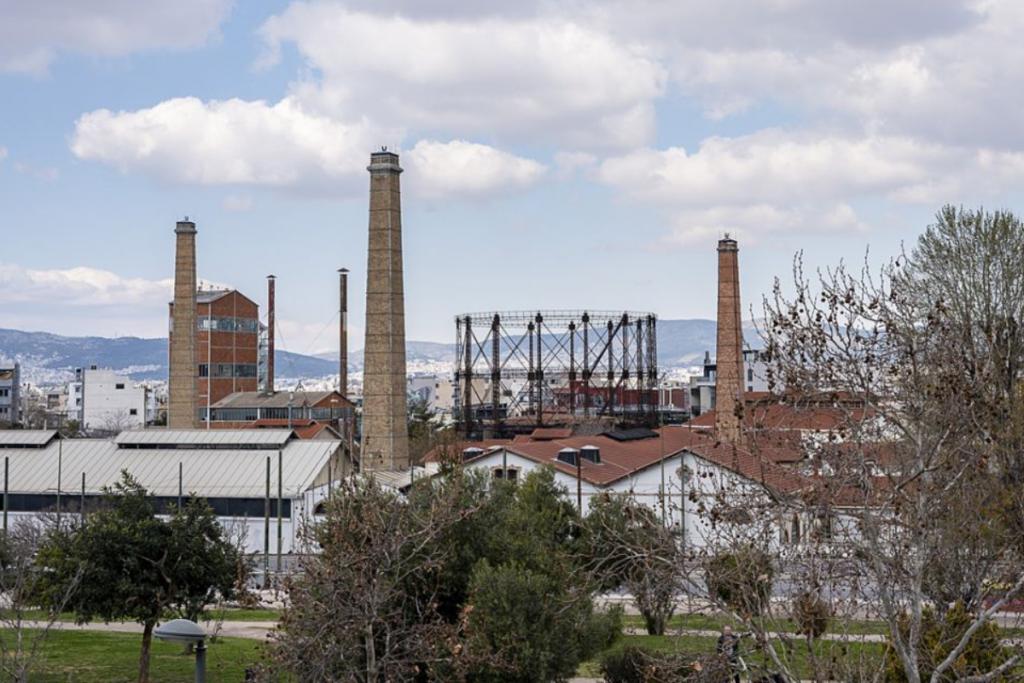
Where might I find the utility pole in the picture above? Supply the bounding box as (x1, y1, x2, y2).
(338, 268, 348, 398)
(264, 456, 270, 588)
(277, 449, 283, 574)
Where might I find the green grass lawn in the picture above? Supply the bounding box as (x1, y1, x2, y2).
(1, 629, 264, 682)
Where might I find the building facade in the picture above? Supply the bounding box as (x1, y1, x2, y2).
(0, 364, 20, 426)
(688, 348, 770, 417)
(78, 366, 147, 432)
(170, 288, 265, 424)
(0, 430, 347, 556)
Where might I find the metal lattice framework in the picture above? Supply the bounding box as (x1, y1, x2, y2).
(454, 310, 658, 435)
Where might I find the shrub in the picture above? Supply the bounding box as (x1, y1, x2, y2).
(704, 546, 774, 617)
(463, 561, 612, 683)
(792, 591, 830, 639)
(884, 601, 1011, 682)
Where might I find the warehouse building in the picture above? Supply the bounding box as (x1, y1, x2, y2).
(0, 429, 349, 555)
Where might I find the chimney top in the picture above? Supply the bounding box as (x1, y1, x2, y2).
(175, 219, 196, 235)
(338, 267, 349, 274)
(367, 150, 402, 175)
(717, 235, 738, 251)
(267, 274, 276, 280)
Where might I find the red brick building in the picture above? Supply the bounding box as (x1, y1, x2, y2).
(169, 289, 266, 423)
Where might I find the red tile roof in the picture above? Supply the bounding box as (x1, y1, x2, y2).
(434, 427, 808, 494)
(529, 427, 574, 440)
(689, 401, 865, 432)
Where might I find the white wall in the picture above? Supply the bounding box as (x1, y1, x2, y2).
(462, 448, 786, 552)
(82, 368, 146, 431)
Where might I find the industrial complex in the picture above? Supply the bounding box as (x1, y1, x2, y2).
(0, 147, 822, 561)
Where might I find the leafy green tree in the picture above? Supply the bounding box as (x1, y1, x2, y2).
(36, 472, 239, 683)
(462, 560, 619, 683)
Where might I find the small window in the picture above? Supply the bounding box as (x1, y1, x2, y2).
(747, 368, 753, 382)
(115, 383, 125, 390)
(492, 467, 519, 482)
(129, 409, 138, 416)
(198, 364, 209, 377)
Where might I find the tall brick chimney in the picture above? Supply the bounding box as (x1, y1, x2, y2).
(361, 150, 409, 471)
(266, 274, 276, 395)
(168, 219, 198, 429)
(715, 235, 744, 442)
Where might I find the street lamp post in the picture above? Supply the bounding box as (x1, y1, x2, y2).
(154, 619, 207, 683)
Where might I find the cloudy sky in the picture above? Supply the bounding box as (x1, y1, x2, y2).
(2, 0, 1022, 352)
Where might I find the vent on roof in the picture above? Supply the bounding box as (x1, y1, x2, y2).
(603, 428, 659, 442)
(580, 445, 601, 464)
(557, 448, 579, 466)
(462, 447, 485, 461)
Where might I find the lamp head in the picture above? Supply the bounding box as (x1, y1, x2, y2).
(154, 619, 206, 644)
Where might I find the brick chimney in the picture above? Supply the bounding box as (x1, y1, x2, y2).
(361, 150, 409, 471)
(715, 235, 744, 442)
(266, 274, 276, 394)
(168, 219, 198, 429)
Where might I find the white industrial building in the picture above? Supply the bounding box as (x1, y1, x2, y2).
(434, 426, 803, 551)
(0, 429, 348, 556)
(69, 366, 151, 432)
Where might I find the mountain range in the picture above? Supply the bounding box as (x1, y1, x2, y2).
(0, 320, 757, 386)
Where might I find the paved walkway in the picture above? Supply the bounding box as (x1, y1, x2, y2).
(17, 619, 276, 640)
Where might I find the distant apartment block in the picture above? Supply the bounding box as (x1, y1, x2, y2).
(169, 288, 267, 423)
(74, 366, 148, 432)
(0, 364, 21, 425)
(688, 349, 770, 417)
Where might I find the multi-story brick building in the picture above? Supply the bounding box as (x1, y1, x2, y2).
(169, 288, 267, 424)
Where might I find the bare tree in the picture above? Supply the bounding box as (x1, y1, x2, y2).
(0, 519, 82, 683)
(268, 476, 471, 681)
(753, 245, 1024, 682)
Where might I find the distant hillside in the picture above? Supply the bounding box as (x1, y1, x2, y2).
(0, 321, 764, 386)
(0, 328, 334, 384)
(316, 341, 456, 366)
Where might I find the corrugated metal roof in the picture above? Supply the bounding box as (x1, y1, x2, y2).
(196, 289, 232, 304)
(212, 391, 348, 409)
(114, 430, 293, 447)
(0, 438, 339, 499)
(368, 463, 442, 491)
(0, 431, 58, 447)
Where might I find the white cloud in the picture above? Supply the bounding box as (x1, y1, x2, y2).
(598, 129, 1024, 246)
(0, 147, 7, 161)
(70, 96, 547, 199)
(0, 0, 232, 74)
(0, 263, 171, 307)
(260, 6, 665, 148)
(597, 132, 945, 206)
(403, 140, 545, 199)
(71, 96, 380, 194)
(598, 130, 1024, 208)
(658, 203, 868, 248)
